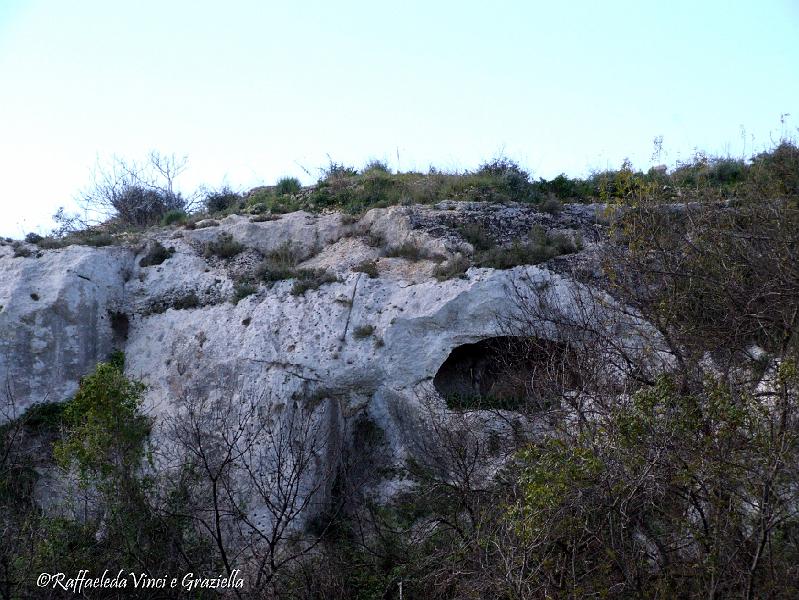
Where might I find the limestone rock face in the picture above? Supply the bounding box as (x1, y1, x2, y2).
(0, 202, 608, 506)
(0, 245, 134, 411)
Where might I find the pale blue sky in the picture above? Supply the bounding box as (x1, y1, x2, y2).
(1, 0, 797, 237)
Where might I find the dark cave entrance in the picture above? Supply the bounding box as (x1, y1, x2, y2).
(433, 336, 579, 411)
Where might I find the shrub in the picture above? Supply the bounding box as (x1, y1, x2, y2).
(476, 157, 532, 200)
(203, 186, 240, 213)
(82, 233, 115, 247)
(353, 324, 375, 339)
(54, 358, 150, 482)
(275, 177, 302, 196)
(458, 222, 495, 251)
(104, 185, 184, 227)
(203, 233, 243, 259)
(707, 157, 747, 186)
(352, 259, 379, 278)
(139, 241, 173, 267)
(433, 255, 471, 280)
(384, 241, 424, 261)
(161, 209, 187, 226)
(14, 401, 67, 433)
(290, 269, 338, 296)
(24, 232, 43, 244)
(362, 159, 391, 174)
(540, 194, 563, 215)
(246, 189, 303, 214)
(170, 291, 200, 310)
(148, 290, 203, 313)
(749, 141, 799, 196)
(477, 226, 578, 269)
(534, 173, 595, 201)
(257, 242, 302, 279)
(77, 152, 195, 227)
(232, 281, 258, 303)
(34, 237, 66, 249)
(321, 160, 358, 182)
(12, 243, 32, 258)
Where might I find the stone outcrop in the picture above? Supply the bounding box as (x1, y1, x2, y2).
(0, 201, 610, 506)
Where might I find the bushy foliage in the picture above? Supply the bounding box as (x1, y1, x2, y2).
(256, 242, 304, 281)
(321, 160, 358, 182)
(432, 254, 470, 280)
(160, 209, 188, 225)
(232, 281, 258, 303)
(352, 324, 375, 339)
(203, 232, 244, 258)
(53, 359, 150, 482)
(352, 259, 379, 278)
(203, 186, 240, 213)
(77, 152, 197, 228)
(384, 241, 426, 261)
(139, 240, 173, 267)
(275, 176, 302, 196)
(290, 269, 338, 296)
(476, 157, 532, 200)
(476, 226, 579, 269)
(361, 159, 391, 174)
(108, 185, 186, 227)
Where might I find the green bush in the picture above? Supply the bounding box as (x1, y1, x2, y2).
(256, 242, 303, 281)
(204, 186, 240, 213)
(476, 157, 533, 200)
(540, 194, 563, 215)
(171, 291, 200, 310)
(384, 241, 425, 261)
(477, 226, 579, 269)
(232, 281, 258, 303)
(750, 141, 799, 196)
(353, 324, 375, 339)
(12, 243, 32, 257)
(320, 160, 358, 182)
(79, 232, 115, 247)
(352, 259, 379, 278)
(275, 176, 302, 196)
(362, 159, 391, 174)
(534, 173, 594, 201)
(35, 236, 67, 249)
(203, 232, 244, 258)
(247, 188, 304, 214)
(458, 222, 495, 251)
(290, 269, 338, 296)
(54, 359, 150, 482)
(149, 291, 202, 313)
(433, 254, 471, 280)
(139, 241, 173, 267)
(9, 401, 67, 434)
(160, 209, 187, 225)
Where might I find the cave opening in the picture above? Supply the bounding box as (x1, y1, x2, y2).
(433, 336, 579, 411)
(109, 311, 130, 346)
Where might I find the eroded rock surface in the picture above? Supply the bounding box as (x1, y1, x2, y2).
(0, 202, 610, 507)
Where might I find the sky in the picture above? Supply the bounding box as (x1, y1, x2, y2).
(0, 0, 797, 237)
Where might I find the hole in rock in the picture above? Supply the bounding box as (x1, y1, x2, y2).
(109, 311, 130, 344)
(433, 336, 580, 411)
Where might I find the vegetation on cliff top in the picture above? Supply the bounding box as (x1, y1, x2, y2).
(25, 137, 799, 244)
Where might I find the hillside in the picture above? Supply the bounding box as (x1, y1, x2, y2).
(1, 144, 798, 598)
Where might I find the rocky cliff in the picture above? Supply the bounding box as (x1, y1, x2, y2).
(0, 201, 607, 503)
